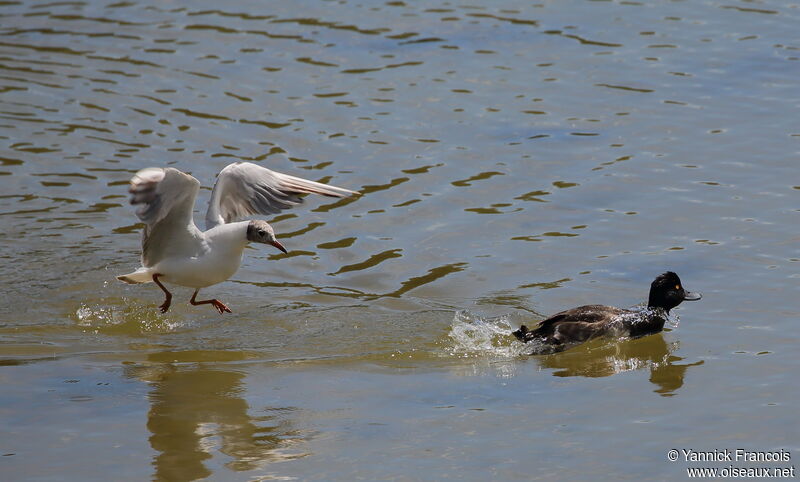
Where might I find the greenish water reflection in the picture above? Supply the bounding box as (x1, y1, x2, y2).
(126, 359, 307, 480)
(538, 334, 704, 396)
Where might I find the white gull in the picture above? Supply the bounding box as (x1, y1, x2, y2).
(117, 161, 357, 314)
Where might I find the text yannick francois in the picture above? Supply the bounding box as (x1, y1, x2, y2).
(681, 449, 791, 463)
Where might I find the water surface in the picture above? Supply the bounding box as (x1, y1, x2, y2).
(1, 0, 798, 479)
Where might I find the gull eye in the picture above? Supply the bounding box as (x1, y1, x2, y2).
(258, 229, 266, 237)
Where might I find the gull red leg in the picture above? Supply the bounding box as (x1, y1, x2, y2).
(190, 289, 232, 314)
(152, 273, 172, 313)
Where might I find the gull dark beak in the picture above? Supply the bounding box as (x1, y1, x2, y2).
(683, 290, 702, 301)
(270, 239, 288, 254)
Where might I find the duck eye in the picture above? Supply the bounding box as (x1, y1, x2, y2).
(675, 284, 681, 290)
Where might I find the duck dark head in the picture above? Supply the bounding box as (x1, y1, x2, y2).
(647, 271, 701, 312)
(246, 220, 287, 253)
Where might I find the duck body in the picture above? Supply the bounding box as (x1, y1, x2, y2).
(513, 304, 667, 348)
(513, 272, 700, 352)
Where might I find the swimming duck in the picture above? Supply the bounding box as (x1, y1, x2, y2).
(512, 272, 701, 351)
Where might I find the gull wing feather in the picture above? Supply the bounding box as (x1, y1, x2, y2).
(205, 162, 357, 230)
(128, 167, 202, 267)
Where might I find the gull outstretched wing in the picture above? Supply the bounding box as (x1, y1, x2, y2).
(205, 162, 357, 230)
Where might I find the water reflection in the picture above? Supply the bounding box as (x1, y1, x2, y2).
(242, 261, 468, 301)
(125, 359, 307, 480)
(536, 334, 704, 396)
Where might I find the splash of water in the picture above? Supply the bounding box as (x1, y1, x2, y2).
(75, 300, 185, 333)
(608, 304, 681, 332)
(665, 310, 681, 329)
(444, 310, 528, 358)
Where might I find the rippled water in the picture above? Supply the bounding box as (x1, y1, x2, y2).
(1, 0, 798, 479)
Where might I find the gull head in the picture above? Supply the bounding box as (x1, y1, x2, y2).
(246, 220, 287, 253)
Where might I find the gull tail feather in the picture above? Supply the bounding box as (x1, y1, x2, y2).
(117, 267, 154, 284)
